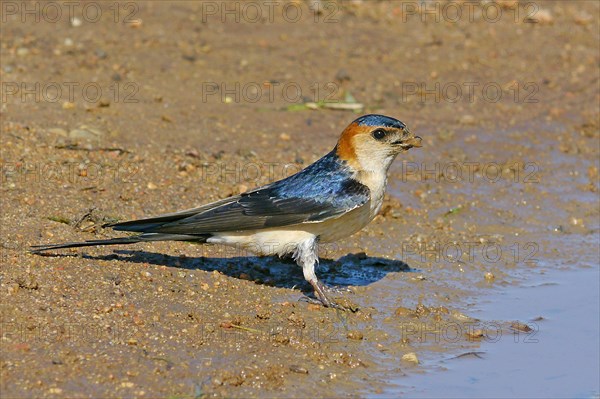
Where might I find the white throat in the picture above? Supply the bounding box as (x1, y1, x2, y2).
(354, 152, 396, 218)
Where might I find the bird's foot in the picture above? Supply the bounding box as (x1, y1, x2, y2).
(300, 280, 358, 312)
(299, 295, 353, 311)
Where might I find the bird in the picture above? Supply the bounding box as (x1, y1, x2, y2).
(31, 114, 422, 309)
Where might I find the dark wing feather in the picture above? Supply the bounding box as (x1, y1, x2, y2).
(109, 151, 370, 235)
(150, 184, 368, 235)
(109, 196, 240, 232)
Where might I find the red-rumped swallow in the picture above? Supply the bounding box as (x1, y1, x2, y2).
(32, 114, 422, 309)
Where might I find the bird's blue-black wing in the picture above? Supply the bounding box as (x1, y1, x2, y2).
(110, 151, 370, 235)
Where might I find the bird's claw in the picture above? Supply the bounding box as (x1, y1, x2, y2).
(300, 280, 358, 312)
(298, 295, 352, 311)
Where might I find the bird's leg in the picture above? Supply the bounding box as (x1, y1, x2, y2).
(308, 278, 341, 308)
(294, 237, 348, 310)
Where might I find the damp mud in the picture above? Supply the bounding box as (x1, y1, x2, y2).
(1, 1, 599, 398)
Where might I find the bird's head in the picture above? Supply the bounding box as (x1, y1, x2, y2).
(336, 114, 422, 172)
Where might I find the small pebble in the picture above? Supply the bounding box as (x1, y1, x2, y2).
(48, 128, 67, 137)
(129, 19, 143, 28)
(511, 321, 532, 332)
(219, 321, 232, 329)
(574, 11, 593, 25)
(95, 49, 108, 59)
(402, 352, 419, 364)
(186, 149, 200, 158)
(335, 68, 351, 81)
(527, 9, 553, 25)
(459, 114, 476, 125)
(452, 312, 473, 322)
(239, 273, 251, 280)
(394, 307, 412, 317)
(289, 365, 308, 374)
(466, 329, 484, 340)
(347, 330, 364, 340)
(7, 283, 19, 295)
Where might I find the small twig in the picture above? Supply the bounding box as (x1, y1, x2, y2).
(55, 144, 131, 154)
(73, 207, 97, 229)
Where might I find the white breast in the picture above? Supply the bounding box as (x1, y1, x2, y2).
(356, 169, 388, 218)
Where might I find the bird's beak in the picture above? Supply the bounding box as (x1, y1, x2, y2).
(403, 135, 422, 149)
(395, 132, 422, 150)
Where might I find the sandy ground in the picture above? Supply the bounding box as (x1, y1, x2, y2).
(1, 1, 599, 398)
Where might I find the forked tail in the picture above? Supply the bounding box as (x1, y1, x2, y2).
(30, 233, 209, 253)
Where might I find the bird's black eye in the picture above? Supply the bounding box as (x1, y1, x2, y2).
(372, 129, 387, 140)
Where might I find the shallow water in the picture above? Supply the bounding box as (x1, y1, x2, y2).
(392, 261, 599, 398)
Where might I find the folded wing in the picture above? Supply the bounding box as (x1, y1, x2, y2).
(109, 179, 370, 235)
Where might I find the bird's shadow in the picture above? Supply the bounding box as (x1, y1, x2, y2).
(84, 250, 412, 293)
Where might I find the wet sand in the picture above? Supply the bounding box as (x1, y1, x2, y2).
(1, 1, 599, 397)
